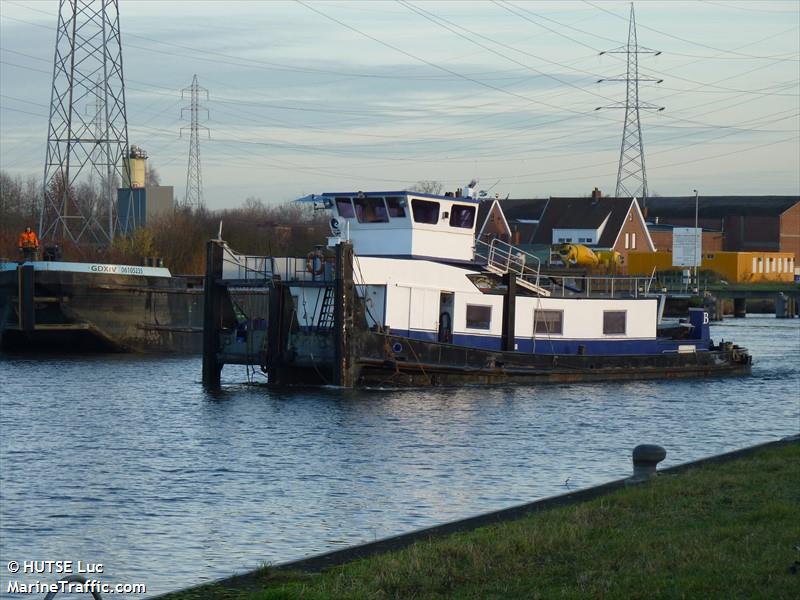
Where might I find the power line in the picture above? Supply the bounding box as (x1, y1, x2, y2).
(597, 4, 663, 200)
(181, 74, 209, 208)
(40, 0, 131, 245)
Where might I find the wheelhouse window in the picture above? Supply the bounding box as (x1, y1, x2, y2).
(534, 309, 563, 335)
(336, 197, 355, 218)
(466, 304, 492, 330)
(386, 196, 406, 218)
(603, 311, 626, 335)
(354, 197, 389, 223)
(449, 204, 476, 228)
(411, 199, 440, 224)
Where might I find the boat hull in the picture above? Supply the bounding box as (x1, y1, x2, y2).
(0, 265, 203, 353)
(268, 327, 752, 387)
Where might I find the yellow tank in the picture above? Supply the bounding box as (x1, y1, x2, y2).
(557, 244, 598, 267)
(123, 145, 148, 188)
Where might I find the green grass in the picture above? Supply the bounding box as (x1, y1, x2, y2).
(161, 443, 800, 600)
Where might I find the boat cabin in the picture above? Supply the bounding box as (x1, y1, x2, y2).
(319, 191, 479, 263)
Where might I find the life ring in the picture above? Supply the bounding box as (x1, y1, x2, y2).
(306, 250, 325, 276)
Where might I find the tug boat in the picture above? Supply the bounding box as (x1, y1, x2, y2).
(204, 190, 752, 387)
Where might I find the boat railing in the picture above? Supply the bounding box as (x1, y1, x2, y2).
(475, 238, 543, 291)
(221, 245, 335, 284)
(540, 274, 657, 298)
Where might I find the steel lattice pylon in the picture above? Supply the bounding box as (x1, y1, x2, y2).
(181, 74, 209, 208)
(598, 4, 663, 202)
(40, 0, 131, 245)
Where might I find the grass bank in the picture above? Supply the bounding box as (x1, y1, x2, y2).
(161, 441, 799, 600)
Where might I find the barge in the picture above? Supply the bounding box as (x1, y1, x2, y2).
(202, 190, 751, 387)
(0, 260, 204, 352)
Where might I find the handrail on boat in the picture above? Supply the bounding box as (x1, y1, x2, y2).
(474, 238, 543, 289)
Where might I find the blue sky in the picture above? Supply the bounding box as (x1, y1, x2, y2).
(1, 0, 798, 208)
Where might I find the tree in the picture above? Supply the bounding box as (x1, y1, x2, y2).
(408, 180, 444, 195)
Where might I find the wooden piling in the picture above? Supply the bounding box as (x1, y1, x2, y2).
(502, 273, 516, 352)
(333, 242, 355, 387)
(17, 264, 34, 332)
(202, 240, 224, 389)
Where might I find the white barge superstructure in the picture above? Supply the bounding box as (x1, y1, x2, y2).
(202, 190, 751, 387)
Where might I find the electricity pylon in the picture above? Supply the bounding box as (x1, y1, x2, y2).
(597, 3, 663, 202)
(40, 0, 131, 244)
(181, 74, 209, 208)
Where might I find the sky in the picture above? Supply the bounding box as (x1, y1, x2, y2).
(1, 0, 798, 209)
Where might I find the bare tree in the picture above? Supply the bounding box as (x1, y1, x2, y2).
(407, 180, 444, 195)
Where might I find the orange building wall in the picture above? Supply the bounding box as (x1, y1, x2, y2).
(627, 251, 795, 283)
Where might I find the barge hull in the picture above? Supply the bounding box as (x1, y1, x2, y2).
(0, 265, 203, 353)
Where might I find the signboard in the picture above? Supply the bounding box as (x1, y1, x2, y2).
(672, 227, 702, 267)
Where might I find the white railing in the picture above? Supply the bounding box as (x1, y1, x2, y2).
(474, 238, 543, 292)
(539, 274, 657, 298)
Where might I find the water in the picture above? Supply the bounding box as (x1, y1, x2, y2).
(1, 317, 798, 597)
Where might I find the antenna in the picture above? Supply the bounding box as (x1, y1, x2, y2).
(181, 74, 210, 209)
(597, 3, 663, 203)
(40, 0, 131, 245)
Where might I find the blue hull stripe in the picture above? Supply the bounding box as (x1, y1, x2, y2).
(397, 329, 711, 355)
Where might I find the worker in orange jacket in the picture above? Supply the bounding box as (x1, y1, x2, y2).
(18, 226, 39, 261)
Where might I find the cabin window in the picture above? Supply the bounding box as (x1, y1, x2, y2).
(603, 311, 626, 335)
(534, 309, 563, 335)
(412, 199, 440, 224)
(449, 204, 476, 229)
(336, 197, 355, 218)
(386, 196, 406, 218)
(354, 197, 389, 223)
(466, 304, 492, 330)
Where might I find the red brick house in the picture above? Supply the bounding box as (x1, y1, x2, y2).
(531, 188, 655, 265)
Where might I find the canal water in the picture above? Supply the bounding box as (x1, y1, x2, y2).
(1, 316, 798, 598)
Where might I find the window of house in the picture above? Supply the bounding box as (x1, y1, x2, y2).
(603, 311, 626, 335)
(411, 199, 440, 224)
(466, 304, 492, 330)
(353, 197, 389, 223)
(449, 204, 476, 228)
(385, 196, 406, 218)
(624, 232, 630, 249)
(631, 232, 637, 249)
(534, 309, 563, 335)
(336, 197, 354, 218)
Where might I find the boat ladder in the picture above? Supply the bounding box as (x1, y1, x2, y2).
(317, 286, 336, 331)
(475, 238, 551, 296)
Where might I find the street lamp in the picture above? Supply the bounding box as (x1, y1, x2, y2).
(693, 189, 699, 292)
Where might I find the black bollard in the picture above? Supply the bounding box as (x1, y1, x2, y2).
(628, 444, 667, 484)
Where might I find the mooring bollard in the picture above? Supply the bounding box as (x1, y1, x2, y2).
(628, 444, 667, 484)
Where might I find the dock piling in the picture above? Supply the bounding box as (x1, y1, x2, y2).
(333, 241, 356, 387)
(202, 240, 224, 389)
(733, 297, 747, 318)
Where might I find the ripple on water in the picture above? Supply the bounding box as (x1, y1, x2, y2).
(0, 317, 798, 598)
